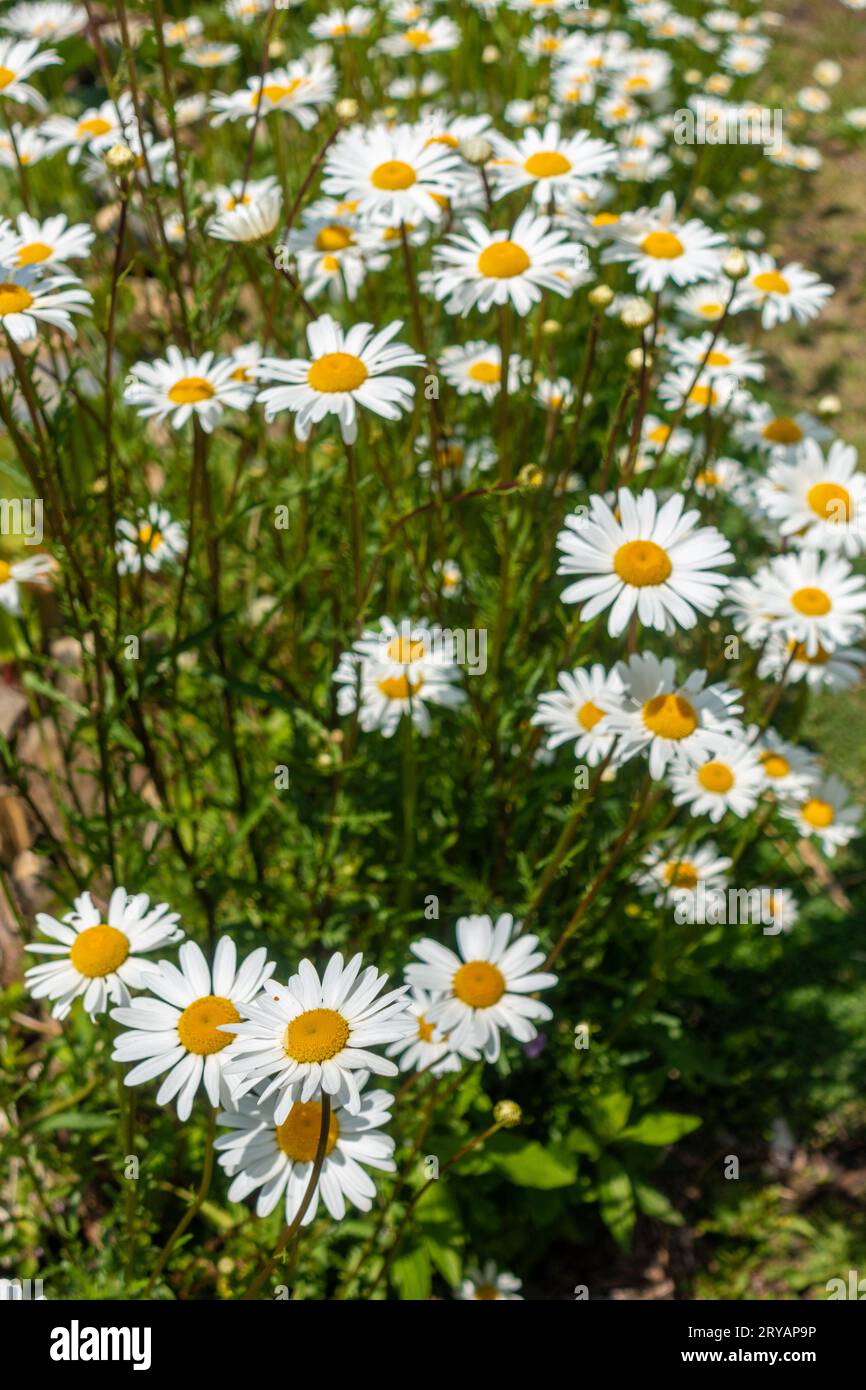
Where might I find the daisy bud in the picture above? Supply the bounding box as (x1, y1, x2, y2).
(482, 45, 499, 63)
(626, 347, 652, 372)
(707, 73, 732, 95)
(588, 283, 614, 308)
(383, 105, 398, 121)
(600, 765, 617, 783)
(517, 464, 544, 490)
(722, 248, 748, 279)
(685, 69, 703, 84)
(817, 393, 842, 417)
(460, 135, 493, 166)
(620, 297, 654, 330)
(104, 142, 137, 175)
(813, 60, 842, 87)
(336, 98, 359, 122)
(267, 39, 285, 59)
(494, 1100, 522, 1128)
(541, 319, 561, 336)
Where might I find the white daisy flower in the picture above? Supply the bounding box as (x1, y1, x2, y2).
(406, 914, 557, 1063)
(765, 888, 799, 935)
(780, 775, 860, 857)
(757, 634, 866, 690)
(667, 331, 764, 384)
(0, 266, 91, 341)
(534, 376, 574, 413)
(308, 6, 374, 40)
(225, 0, 271, 23)
(0, 121, 48, 167)
(124, 348, 255, 433)
(379, 16, 459, 54)
(332, 614, 466, 737)
(25, 887, 184, 1021)
(457, 1262, 523, 1301)
(753, 728, 820, 799)
(639, 413, 692, 457)
(600, 652, 743, 780)
(675, 279, 736, 324)
(669, 740, 764, 823)
(206, 185, 283, 243)
(111, 938, 277, 1120)
(636, 839, 732, 907)
(415, 429, 496, 486)
(603, 191, 726, 292)
(0, 551, 54, 614)
(0, 37, 60, 109)
(182, 41, 240, 69)
(322, 122, 460, 224)
(216, 1077, 396, 1225)
(657, 365, 745, 418)
(755, 439, 866, 557)
(254, 314, 422, 445)
(733, 253, 833, 328)
(434, 557, 463, 598)
(0, 212, 94, 272)
(735, 401, 832, 456)
(210, 59, 336, 129)
(439, 340, 529, 401)
(222, 952, 412, 1121)
(750, 551, 866, 657)
(3, 2, 88, 42)
(115, 504, 186, 576)
(556, 488, 735, 637)
(208, 176, 280, 215)
(162, 15, 203, 45)
(531, 663, 624, 766)
(488, 121, 617, 205)
(387, 987, 469, 1075)
(41, 94, 132, 163)
(431, 210, 586, 316)
(692, 457, 747, 499)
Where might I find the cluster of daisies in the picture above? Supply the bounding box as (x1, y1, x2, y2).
(25, 887, 555, 1235)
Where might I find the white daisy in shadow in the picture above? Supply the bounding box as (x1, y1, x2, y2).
(406, 914, 557, 1063)
(111, 938, 276, 1121)
(0, 551, 55, 614)
(780, 774, 860, 857)
(25, 887, 184, 1021)
(124, 348, 255, 433)
(216, 1076, 395, 1225)
(0, 266, 92, 341)
(669, 740, 764, 823)
(456, 1261, 523, 1300)
(222, 952, 412, 1121)
(531, 662, 624, 766)
(0, 37, 61, 110)
(387, 986, 472, 1075)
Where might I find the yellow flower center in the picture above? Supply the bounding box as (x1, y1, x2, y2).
(762, 416, 802, 444)
(386, 636, 424, 663)
(371, 159, 417, 190)
(16, 242, 53, 265)
(0, 283, 34, 315)
(689, 383, 717, 408)
(477, 241, 531, 278)
(791, 586, 831, 616)
(468, 360, 500, 383)
(70, 925, 129, 977)
(231, 366, 250, 381)
(699, 301, 724, 318)
(642, 694, 698, 740)
(474, 1284, 500, 1299)
(640, 230, 685, 259)
(761, 752, 790, 779)
(626, 75, 650, 90)
(648, 424, 670, 444)
(0, 560, 11, 582)
(314, 224, 354, 252)
(377, 672, 423, 699)
(453, 960, 506, 1008)
(807, 481, 851, 523)
(307, 352, 368, 393)
(261, 80, 302, 104)
(404, 27, 432, 46)
(275, 1101, 340, 1161)
(225, 194, 250, 211)
(138, 524, 162, 551)
(592, 212, 620, 227)
(77, 116, 112, 138)
(283, 1007, 350, 1063)
(663, 860, 698, 889)
(425, 133, 459, 148)
(706, 350, 731, 367)
(524, 150, 572, 178)
(0, 68, 18, 90)
(416, 1013, 436, 1043)
(788, 640, 830, 665)
(801, 797, 834, 828)
(613, 539, 672, 587)
(168, 377, 215, 405)
(753, 270, 790, 295)
(177, 995, 240, 1055)
(697, 761, 734, 793)
(578, 700, 605, 732)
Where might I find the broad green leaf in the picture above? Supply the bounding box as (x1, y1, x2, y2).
(597, 1155, 635, 1250)
(391, 1244, 432, 1301)
(633, 1181, 685, 1227)
(621, 1112, 701, 1146)
(583, 1090, 633, 1142)
(486, 1134, 577, 1189)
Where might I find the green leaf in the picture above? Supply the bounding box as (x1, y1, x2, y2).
(486, 1133, 577, 1189)
(565, 1126, 601, 1160)
(35, 1112, 113, 1134)
(597, 1155, 635, 1250)
(391, 1244, 432, 1301)
(633, 1181, 685, 1227)
(583, 1090, 633, 1142)
(621, 1111, 702, 1146)
(426, 1239, 462, 1288)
